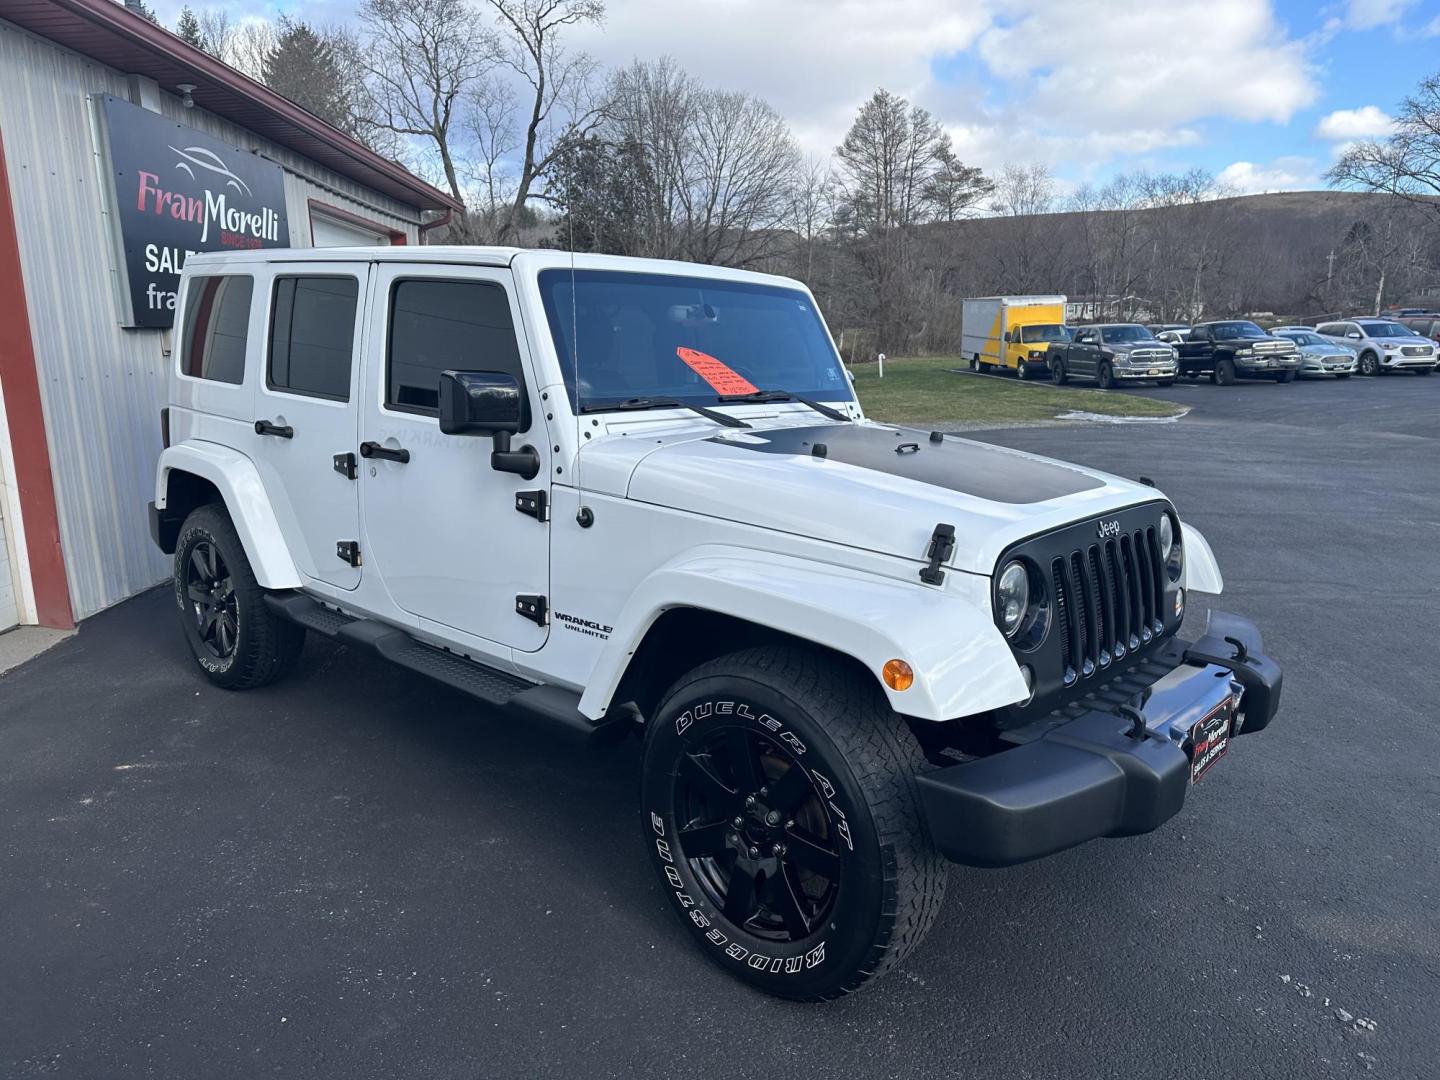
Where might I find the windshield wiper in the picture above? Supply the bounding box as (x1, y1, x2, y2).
(580, 397, 750, 429)
(716, 390, 851, 422)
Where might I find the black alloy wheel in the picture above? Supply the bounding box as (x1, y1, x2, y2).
(673, 726, 842, 943)
(184, 540, 238, 661)
(173, 504, 305, 689)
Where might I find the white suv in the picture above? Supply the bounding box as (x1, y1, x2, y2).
(1316, 318, 1437, 376)
(149, 247, 1282, 1000)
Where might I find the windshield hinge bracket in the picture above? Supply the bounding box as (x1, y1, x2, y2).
(919, 523, 956, 586)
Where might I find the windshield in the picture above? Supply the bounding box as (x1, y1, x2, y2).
(1281, 332, 1325, 347)
(1211, 322, 1267, 340)
(1100, 325, 1155, 343)
(1019, 324, 1070, 343)
(538, 269, 853, 411)
(1360, 321, 1414, 338)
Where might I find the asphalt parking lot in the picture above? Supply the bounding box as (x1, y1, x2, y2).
(2, 372, 1437, 1079)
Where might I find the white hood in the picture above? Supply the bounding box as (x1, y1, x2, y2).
(594, 418, 1167, 576)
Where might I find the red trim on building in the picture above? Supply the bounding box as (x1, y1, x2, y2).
(307, 199, 408, 245)
(0, 126, 75, 629)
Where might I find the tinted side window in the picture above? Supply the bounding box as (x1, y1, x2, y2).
(268, 276, 359, 401)
(181, 275, 253, 384)
(387, 279, 521, 414)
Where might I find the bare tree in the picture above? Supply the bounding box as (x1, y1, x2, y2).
(485, 0, 606, 242)
(358, 0, 498, 205)
(462, 77, 522, 239)
(831, 88, 982, 351)
(225, 19, 274, 80)
(988, 163, 1058, 293)
(1328, 73, 1440, 228)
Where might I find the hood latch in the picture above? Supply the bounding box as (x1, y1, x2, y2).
(919, 523, 956, 586)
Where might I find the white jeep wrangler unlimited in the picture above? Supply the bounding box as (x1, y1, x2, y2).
(150, 247, 1282, 1000)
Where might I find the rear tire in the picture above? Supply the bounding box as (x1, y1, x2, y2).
(173, 504, 305, 690)
(641, 648, 945, 1001)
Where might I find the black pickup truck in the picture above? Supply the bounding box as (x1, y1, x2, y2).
(1176, 321, 1301, 385)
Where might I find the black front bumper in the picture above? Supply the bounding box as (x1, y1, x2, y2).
(916, 611, 1281, 867)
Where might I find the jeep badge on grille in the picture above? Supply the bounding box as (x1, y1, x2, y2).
(1098, 519, 1121, 539)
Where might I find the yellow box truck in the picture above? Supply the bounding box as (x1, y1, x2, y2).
(961, 296, 1070, 379)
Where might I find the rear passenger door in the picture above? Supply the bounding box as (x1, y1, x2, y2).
(251, 263, 366, 590)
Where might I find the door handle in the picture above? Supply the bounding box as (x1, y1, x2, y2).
(360, 440, 410, 464)
(254, 419, 294, 439)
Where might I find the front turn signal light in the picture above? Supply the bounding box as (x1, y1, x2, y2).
(882, 659, 914, 691)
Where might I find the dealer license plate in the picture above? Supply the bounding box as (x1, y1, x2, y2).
(1188, 702, 1232, 784)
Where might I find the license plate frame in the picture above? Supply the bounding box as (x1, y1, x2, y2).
(1188, 701, 1232, 784)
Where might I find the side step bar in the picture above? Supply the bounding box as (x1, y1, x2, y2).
(264, 593, 628, 745)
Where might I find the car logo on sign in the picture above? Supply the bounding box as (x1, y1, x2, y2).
(1098, 519, 1121, 539)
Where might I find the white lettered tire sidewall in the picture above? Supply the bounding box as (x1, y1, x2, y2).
(642, 673, 888, 1000)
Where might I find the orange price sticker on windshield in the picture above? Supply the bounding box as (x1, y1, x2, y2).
(676, 347, 758, 396)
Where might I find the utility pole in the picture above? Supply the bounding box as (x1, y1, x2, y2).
(1325, 248, 1336, 309)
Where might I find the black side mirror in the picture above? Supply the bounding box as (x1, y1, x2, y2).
(438, 370, 538, 480)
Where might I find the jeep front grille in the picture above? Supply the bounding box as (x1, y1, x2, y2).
(1049, 529, 1165, 685)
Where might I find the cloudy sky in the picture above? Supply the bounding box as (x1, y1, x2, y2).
(149, 0, 1439, 194)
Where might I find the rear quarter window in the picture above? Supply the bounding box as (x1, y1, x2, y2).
(180, 275, 254, 385)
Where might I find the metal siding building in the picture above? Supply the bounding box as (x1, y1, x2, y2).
(0, 1, 460, 629)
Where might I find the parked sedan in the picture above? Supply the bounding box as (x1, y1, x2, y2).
(1271, 328, 1357, 378)
(1316, 318, 1437, 376)
(1046, 323, 1178, 388)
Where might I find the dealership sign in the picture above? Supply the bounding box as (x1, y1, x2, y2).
(101, 95, 289, 328)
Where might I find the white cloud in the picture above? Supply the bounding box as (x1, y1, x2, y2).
(1421, 14, 1440, 35)
(974, 0, 1315, 130)
(1339, 0, 1415, 29)
(571, 0, 1318, 174)
(1217, 156, 1322, 193)
(1314, 105, 1395, 140)
(569, 0, 992, 157)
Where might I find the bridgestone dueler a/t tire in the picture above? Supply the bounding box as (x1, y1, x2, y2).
(174, 504, 305, 690)
(641, 648, 946, 1000)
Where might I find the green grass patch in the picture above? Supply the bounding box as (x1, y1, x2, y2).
(851, 355, 1185, 425)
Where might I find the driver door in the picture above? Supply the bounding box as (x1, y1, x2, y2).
(359, 264, 551, 652)
(1073, 329, 1099, 376)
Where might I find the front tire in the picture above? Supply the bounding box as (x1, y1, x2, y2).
(1214, 358, 1237, 386)
(1051, 359, 1068, 385)
(1277, 369, 1297, 383)
(1097, 361, 1115, 389)
(641, 648, 945, 1000)
(1156, 378, 1176, 387)
(173, 504, 305, 690)
(1016, 361, 1030, 380)
(1358, 352, 1380, 377)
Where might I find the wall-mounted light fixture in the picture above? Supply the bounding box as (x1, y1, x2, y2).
(176, 83, 196, 108)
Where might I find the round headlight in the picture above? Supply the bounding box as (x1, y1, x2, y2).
(997, 561, 1030, 638)
(1159, 515, 1174, 561)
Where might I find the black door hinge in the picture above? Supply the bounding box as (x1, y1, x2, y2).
(515, 594, 547, 625)
(333, 452, 358, 480)
(919, 523, 955, 586)
(336, 540, 362, 567)
(515, 489, 548, 521)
